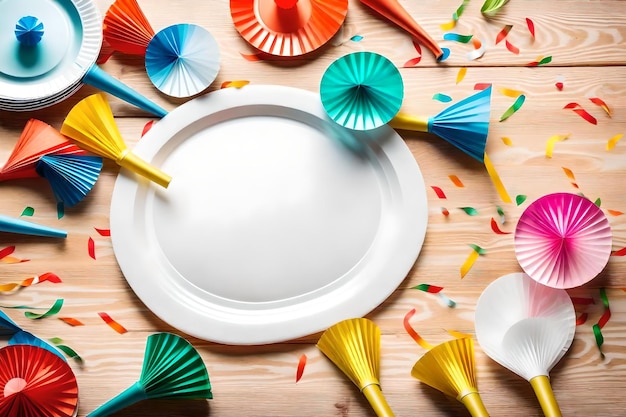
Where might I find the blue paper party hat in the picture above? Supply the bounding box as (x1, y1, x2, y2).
(0, 214, 66, 238)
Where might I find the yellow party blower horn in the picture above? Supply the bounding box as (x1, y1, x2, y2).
(61, 93, 171, 188)
(411, 336, 489, 417)
(317, 318, 395, 417)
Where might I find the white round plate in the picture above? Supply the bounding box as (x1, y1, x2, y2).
(110, 85, 428, 345)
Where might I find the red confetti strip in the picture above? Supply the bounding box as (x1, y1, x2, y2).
(59, 317, 85, 326)
(572, 108, 597, 125)
(526, 18, 535, 39)
(593, 288, 611, 357)
(563, 102, 580, 109)
(403, 309, 434, 350)
(570, 297, 595, 305)
(98, 312, 128, 334)
(589, 97, 611, 117)
(295, 353, 307, 383)
(474, 83, 492, 91)
(403, 57, 422, 67)
(607, 210, 624, 216)
(555, 82, 564, 91)
(431, 186, 447, 199)
(576, 313, 588, 326)
(441, 207, 450, 216)
(448, 175, 464, 187)
(0, 246, 16, 260)
(490, 218, 511, 234)
(495, 25, 512, 44)
(611, 247, 626, 256)
(94, 228, 111, 237)
(88, 237, 96, 260)
(141, 120, 155, 137)
(0, 273, 61, 293)
(505, 40, 520, 54)
(527, 56, 552, 66)
(412, 284, 444, 294)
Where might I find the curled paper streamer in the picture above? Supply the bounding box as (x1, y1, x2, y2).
(545, 134, 571, 158)
(500, 95, 526, 121)
(98, 312, 128, 334)
(403, 308, 434, 349)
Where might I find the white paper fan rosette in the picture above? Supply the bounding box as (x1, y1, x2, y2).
(145, 23, 220, 98)
(514, 192, 612, 289)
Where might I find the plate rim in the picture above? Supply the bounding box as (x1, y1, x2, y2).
(110, 85, 428, 345)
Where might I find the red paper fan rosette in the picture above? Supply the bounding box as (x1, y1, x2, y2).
(514, 192, 612, 289)
(0, 344, 78, 417)
(230, 0, 348, 56)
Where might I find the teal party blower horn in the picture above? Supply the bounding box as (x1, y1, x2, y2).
(87, 333, 212, 417)
(0, 214, 66, 238)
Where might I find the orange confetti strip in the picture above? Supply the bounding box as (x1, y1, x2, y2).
(562, 167, 576, 181)
(403, 308, 434, 350)
(499, 87, 524, 98)
(505, 40, 520, 54)
(295, 353, 307, 383)
(221, 80, 250, 89)
(484, 153, 512, 203)
(448, 175, 464, 187)
(98, 312, 128, 334)
(460, 248, 480, 278)
(456, 67, 467, 84)
(607, 209, 624, 216)
(501, 137, 513, 146)
(490, 217, 511, 234)
(59, 317, 85, 326)
(1, 255, 29, 264)
(441, 207, 450, 216)
(495, 25, 512, 44)
(88, 237, 96, 260)
(606, 134, 623, 151)
(240, 52, 263, 61)
(545, 134, 570, 158)
(589, 97, 611, 117)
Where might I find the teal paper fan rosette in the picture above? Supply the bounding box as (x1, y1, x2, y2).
(320, 52, 404, 131)
(145, 23, 220, 98)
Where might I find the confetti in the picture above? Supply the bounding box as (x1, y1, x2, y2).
(441, 207, 450, 216)
(607, 210, 624, 216)
(437, 48, 451, 62)
(240, 52, 263, 61)
(526, 18, 535, 39)
(562, 167, 576, 181)
(437, 293, 457, 308)
(59, 317, 85, 326)
(505, 40, 519, 54)
(501, 137, 513, 146)
(447, 330, 472, 339)
(459, 207, 479, 216)
(611, 247, 626, 256)
(496, 206, 505, 224)
(49, 338, 84, 365)
(403, 308, 434, 349)
(606, 134, 623, 150)
(500, 95, 525, 121)
(444, 33, 473, 43)
(515, 195, 527, 206)
(94, 228, 111, 237)
(88, 237, 96, 260)
(592, 288, 611, 357)
(21, 207, 34, 217)
(296, 353, 307, 383)
(456, 67, 467, 84)
(484, 153, 512, 203)
(545, 134, 570, 158)
(555, 76, 564, 91)
(431, 186, 447, 199)
(221, 80, 250, 89)
(467, 39, 486, 60)
(350, 35, 363, 42)
(527, 56, 552, 66)
(57, 202, 64, 219)
(448, 175, 464, 187)
(0, 246, 28, 264)
(576, 313, 588, 326)
(474, 83, 492, 91)
(460, 248, 480, 278)
(24, 298, 64, 319)
(563, 102, 580, 109)
(0, 272, 61, 293)
(498, 87, 524, 98)
(589, 97, 611, 117)
(0, 246, 15, 259)
(490, 217, 511, 234)
(572, 108, 597, 125)
(412, 284, 444, 294)
(98, 312, 128, 334)
(432, 93, 453, 103)
(141, 120, 155, 137)
(403, 57, 422, 67)
(440, 0, 469, 30)
(495, 25, 512, 44)
(594, 198, 601, 207)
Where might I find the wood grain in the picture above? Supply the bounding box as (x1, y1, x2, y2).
(1, 0, 626, 416)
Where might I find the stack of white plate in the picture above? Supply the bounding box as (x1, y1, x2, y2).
(0, 0, 101, 111)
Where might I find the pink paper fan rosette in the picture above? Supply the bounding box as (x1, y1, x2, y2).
(514, 192, 612, 289)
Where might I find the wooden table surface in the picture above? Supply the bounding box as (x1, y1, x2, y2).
(1, 0, 625, 416)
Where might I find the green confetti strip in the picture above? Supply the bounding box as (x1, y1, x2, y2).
(443, 33, 473, 43)
(496, 205, 505, 224)
(57, 202, 65, 219)
(24, 298, 64, 319)
(516, 195, 527, 206)
(49, 338, 84, 365)
(459, 207, 479, 216)
(593, 288, 611, 358)
(468, 244, 487, 255)
(20, 206, 35, 217)
(500, 95, 526, 121)
(0, 304, 41, 309)
(594, 198, 601, 207)
(481, 0, 510, 16)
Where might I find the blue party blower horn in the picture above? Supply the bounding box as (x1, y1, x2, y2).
(0, 214, 66, 238)
(389, 87, 492, 163)
(87, 333, 212, 417)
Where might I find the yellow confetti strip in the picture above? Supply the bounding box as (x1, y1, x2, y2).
(447, 329, 473, 339)
(456, 67, 467, 84)
(484, 153, 512, 203)
(498, 87, 524, 98)
(501, 137, 513, 146)
(545, 133, 571, 158)
(221, 80, 250, 89)
(607, 133, 624, 151)
(460, 249, 479, 278)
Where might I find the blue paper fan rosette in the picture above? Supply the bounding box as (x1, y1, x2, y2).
(320, 52, 404, 131)
(145, 23, 220, 98)
(15, 16, 44, 46)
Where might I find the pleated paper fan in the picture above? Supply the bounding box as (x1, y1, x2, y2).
(145, 24, 220, 98)
(514, 192, 612, 289)
(87, 333, 212, 417)
(103, 0, 156, 56)
(317, 318, 395, 417)
(0, 119, 85, 182)
(230, 0, 348, 57)
(411, 338, 488, 417)
(320, 52, 404, 131)
(1, 310, 65, 361)
(36, 154, 103, 208)
(15, 16, 44, 46)
(0, 344, 78, 417)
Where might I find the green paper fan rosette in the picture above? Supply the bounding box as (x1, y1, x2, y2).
(320, 52, 403, 131)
